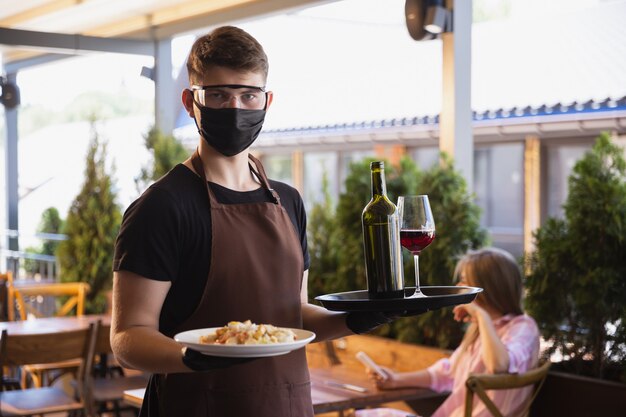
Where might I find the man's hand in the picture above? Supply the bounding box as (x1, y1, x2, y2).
(181, 347, 257, 371)
(345, 309, 429, 334)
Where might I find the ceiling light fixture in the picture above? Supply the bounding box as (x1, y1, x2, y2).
(405, 0, 452, 41)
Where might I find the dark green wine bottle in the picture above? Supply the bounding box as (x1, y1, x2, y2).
(362, 161, 404, 299)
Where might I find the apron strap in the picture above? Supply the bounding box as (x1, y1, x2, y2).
(190, 149, 280, 205)
(191, 149, 214, 204)
(248, 154, 281, 205)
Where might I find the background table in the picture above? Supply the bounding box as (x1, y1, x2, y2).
(310, 366, 443, 413)
(0, 314, 110, 335)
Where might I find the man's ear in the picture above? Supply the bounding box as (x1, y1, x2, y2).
(265, 91, 274, 110)
(182, 89, 195, 117)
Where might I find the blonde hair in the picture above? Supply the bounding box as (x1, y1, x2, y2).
(454, 247, 524, 355)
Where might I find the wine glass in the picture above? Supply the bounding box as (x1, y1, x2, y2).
(397, 195, 436, 297)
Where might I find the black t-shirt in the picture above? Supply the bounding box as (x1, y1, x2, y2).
(113, 164, 309, 333)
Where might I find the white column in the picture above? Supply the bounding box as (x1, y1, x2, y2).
(3, 73, 20, 256)
(440, 0, 473, 190)
(154, 38, 176, 135)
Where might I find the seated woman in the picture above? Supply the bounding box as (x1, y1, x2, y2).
(357, 247, 540, 417)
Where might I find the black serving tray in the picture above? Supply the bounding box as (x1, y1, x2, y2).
(315, 286, 482, 314)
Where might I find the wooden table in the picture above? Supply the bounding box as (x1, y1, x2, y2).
(123, 365, 443, 414)
(0, 314, 110, 335)
(310, 366, 443, 413)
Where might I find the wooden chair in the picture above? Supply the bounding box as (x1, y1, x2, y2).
(0, 321, 99, 417)
(90, 323, 148, 417)
(464, 360, 552, 417)
(8, 280, 91, 388)
(0, 271, 11, 321)
(0, 272, 21, 391)
(11, 281, 90, 321)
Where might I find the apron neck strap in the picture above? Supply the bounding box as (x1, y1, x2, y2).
(190, 149, 280, 205)
(248, 154, 280, 205)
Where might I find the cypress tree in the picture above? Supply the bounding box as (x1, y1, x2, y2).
(57, 123, 121, 313)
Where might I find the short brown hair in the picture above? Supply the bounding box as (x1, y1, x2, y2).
(186, 26, 269, 84)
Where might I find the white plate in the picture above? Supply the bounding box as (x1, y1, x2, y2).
(174, 327, 316, 358)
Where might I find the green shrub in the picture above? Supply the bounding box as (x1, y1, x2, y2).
(23, 207, 64, 275)
(525, 133, 626, 382)
(307, 171, 341, 296)
(135, 126, 187, 193)
(392, 154, 488, 348)
(309, 154, 487, 348)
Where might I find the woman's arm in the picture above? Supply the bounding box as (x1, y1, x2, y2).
(453, 303, 509, 373)
(368, 366, 432, 390)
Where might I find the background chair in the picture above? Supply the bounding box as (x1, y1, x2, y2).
(0, 272, 21, 391)
(464, 360, 551, 417)
(90, 322, 148, 417)
(0, 271, 11, 321)
(11, 281, 90, 321)
(8, 280, 91, 388)
(0, 320, 99, 417)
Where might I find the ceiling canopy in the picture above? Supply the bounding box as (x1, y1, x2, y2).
(0, 0, 333, 67)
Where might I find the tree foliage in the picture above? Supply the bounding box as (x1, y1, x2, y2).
(24, 207, 64, 275)
(308, 154, 487, 348)
(57, 124, 122, 313)
(307, 171, 341, 296)
(525, 133, 626, 382)
(391, 154, 488, 348)
(135, 126, 188, 193)
(334, 157, 418, 303)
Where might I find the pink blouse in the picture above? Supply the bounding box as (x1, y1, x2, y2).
(355, 314, 540, 417)
(428, 314, 540, 417)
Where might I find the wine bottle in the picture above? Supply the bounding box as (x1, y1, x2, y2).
(362, 161, 404, 299)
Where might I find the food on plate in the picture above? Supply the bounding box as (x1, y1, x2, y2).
(199, 320, 297, 345)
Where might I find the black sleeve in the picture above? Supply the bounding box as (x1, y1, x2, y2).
(113, 186, 181, 281)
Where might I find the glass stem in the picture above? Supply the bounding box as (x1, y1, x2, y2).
(414, 254, 421, 295)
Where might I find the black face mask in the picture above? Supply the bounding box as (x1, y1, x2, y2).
(193, 98, 266, 157)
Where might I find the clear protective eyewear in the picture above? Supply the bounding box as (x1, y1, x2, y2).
(191, 84, 268, 110)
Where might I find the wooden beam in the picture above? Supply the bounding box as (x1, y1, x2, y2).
(0, 0, 85, 27)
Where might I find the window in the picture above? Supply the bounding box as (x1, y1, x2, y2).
(410, 146, 439, 171)
(545, 143, 592, 219)
(474, 143, 524, 257)
(303, 152, 338, 210)
(263, 154, 293, 186)
(338, 150, 375, 194)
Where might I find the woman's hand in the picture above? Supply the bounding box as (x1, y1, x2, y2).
(365, 366, 432, 391)
(453, 302, 484, 323)
(365, 365, 398, 389)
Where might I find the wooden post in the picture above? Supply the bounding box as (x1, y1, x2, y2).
(292, 150, 304, 194)
(524, 135, 541, 255)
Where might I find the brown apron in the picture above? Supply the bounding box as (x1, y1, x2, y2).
(141, 150, 313, 417)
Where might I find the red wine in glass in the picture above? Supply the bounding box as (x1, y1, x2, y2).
(397, 196, 435, 297)
(400, 229, 436, 255)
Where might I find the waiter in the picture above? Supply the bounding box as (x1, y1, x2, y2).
(111, 26, 396, 417)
